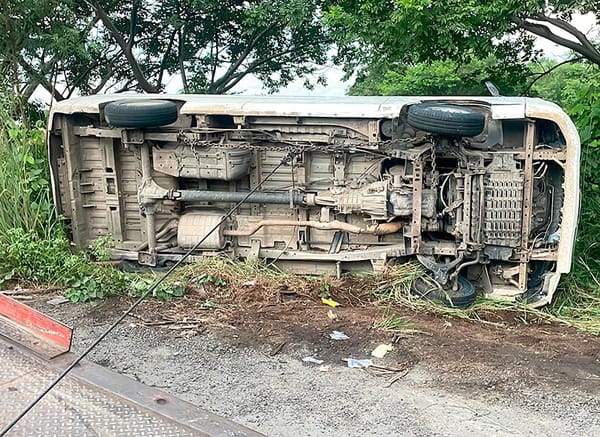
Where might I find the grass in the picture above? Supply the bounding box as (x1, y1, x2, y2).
(169, 257, 600, 335)
(0, 99, 56, 239)
(373, 310, 425, 335)
(370, 263, 600, 334)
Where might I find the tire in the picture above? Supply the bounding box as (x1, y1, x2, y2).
(117, 259, 172, 273)
(407, 103, 485, 137)
(412, 275, 476, 308)
(104, 100, 178, 128)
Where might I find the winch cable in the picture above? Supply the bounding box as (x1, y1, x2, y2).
(0, 151, 296, 436)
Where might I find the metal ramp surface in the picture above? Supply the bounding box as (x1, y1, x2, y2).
(0, 339, 262, 437)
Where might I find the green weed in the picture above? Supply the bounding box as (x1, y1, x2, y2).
(0, 100, 55, 238)
(89, 234, 115, 261)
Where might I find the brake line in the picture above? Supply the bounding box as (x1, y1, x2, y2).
(0, 151, 296, 436)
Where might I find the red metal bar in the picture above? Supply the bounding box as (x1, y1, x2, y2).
(0, 294, 72, 357)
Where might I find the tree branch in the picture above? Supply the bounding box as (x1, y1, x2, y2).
(211, 23, 278, 90)
(210, 21, 218, 86)
(89, 67, 116, 94)
(113, 78, 136, 93)
(524, 56, 585, 93)
(128, 0, 140, 50)
(17, 55, 65, 101)
(66, 54, 114, 96)
(178, 28, 189, 93)
(87, 0, 159, 93)
(533, 14, 600, 59)
(214, 40, 323, 94)
(20, 79, 41, 102)
(511, 16, 600, 65)
(157, 27, 179, 87)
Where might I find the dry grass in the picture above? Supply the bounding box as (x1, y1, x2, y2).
(166, 257, 600, 335)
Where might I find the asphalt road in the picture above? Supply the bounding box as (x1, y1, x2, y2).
(32, 297, 600, 437)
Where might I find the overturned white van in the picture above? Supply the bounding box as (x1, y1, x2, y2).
(48, 95, 580, 307)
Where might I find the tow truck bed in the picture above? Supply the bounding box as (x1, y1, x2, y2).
(0, 337, 261, 436)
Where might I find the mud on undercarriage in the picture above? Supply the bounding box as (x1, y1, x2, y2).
(48, 96, 580, 307)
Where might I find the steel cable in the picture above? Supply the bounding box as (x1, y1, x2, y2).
(0, 151, 295, 436)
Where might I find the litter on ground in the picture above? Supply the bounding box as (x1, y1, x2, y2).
(371, 344, 394, 358)
(329, 331, 349, 340)
(302, 356, 324, 365)
(346, 358, 373, 368)
(321, 297, 340, 307)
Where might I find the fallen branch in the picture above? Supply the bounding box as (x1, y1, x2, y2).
(384, 369, 409, 388)
(167, 324, 201, 330)
(269, 341, 286, 356)
(7, 295, 33, 300)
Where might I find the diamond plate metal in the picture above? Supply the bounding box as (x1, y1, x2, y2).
(0, 344, 199, 436)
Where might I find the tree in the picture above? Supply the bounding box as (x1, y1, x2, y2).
(349, 57, 530, 96)
(326, 1, 600, 74)
(0, 0, 331, 101)
(0, 0, 100, 102)
(528, 59, 599, 107)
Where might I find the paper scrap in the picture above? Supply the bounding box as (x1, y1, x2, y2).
(329, 331, 349, 340)
(303, 356, 324, 365)
(371, 344, 394, 358)
(346, 358, 373, 368)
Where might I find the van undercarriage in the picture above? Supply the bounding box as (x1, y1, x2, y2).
(48, 96, 580, 307)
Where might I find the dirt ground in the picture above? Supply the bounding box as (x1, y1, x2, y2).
(17, 284, 600, 436)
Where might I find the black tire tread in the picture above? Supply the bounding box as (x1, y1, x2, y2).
(407, 103, 485, 137)
(412, 276, 476, 308)
(105, 100, 178, 128)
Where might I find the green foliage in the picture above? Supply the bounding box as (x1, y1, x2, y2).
(349, 57, 528, 96)
(326, 1, 600, 78)
(327, 1, 537, 74)
(0, 228, 74, 284)
(1, 0, 331, 100)
(529, 60, 600, 108)
(194, 273, 227, 287)
(0, 95, 55, 238)
(64, 264, 128, 302)
(0, 227, 186, 303)
(318, 281, 332, 298)
(0, 227, 124, 301)
(89, 234, 115, 262)
(149, 0, 331, 93)
(539, 64, 600, 322)
(127, 276, 185, 302)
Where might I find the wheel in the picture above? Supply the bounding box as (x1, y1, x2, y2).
(407, 103, 485, 137)
(104, 100, 178, 128)
(412, 275, 476, 308)
(117, 259, 172, 273)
